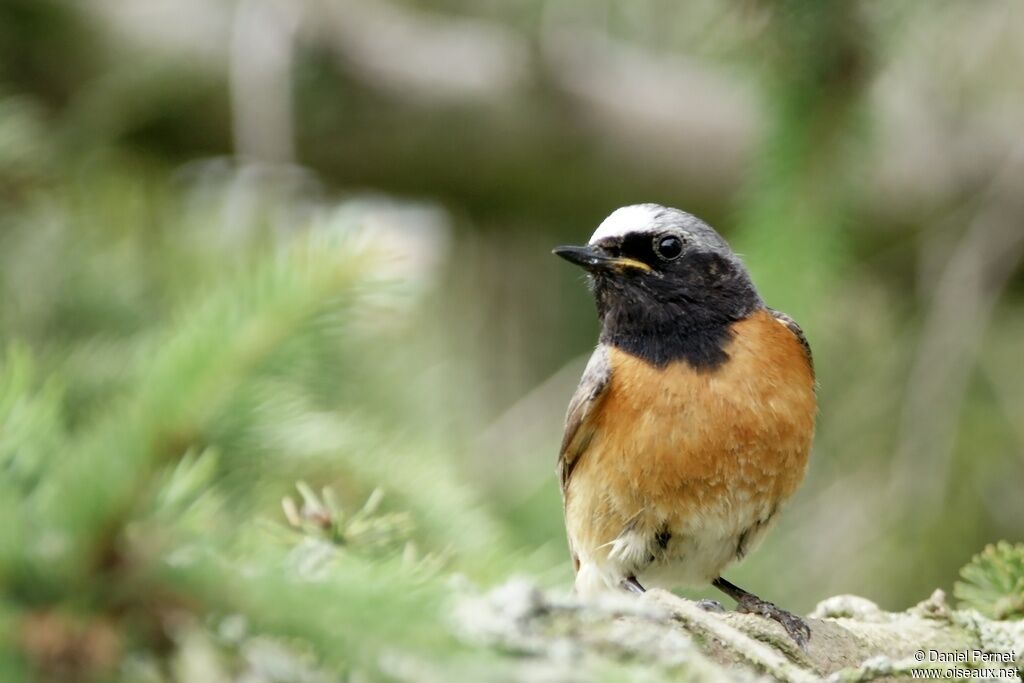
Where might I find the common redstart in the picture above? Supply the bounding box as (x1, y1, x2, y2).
(553, 204, 816, 646)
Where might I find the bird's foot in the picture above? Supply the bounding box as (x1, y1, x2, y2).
(696, 599, 725, 613)
(620, 576, 646, 594)
(735, 595, 811, 649)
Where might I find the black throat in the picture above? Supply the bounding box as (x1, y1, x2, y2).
(600, 309, 740, 370)
(594, 253, 762, 370)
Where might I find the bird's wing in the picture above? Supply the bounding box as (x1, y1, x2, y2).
(767, 308, 814, 377)
(558, 345, 612, 496)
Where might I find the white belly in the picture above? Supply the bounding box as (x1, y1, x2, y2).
(572, 493, 777, 596)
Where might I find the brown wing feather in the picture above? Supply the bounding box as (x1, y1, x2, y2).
(558, 345, 611, 495)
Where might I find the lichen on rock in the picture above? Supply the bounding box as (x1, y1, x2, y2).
(452, 581, 1023, 682)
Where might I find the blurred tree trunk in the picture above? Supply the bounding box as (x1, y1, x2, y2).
(732, 0, 872, 317)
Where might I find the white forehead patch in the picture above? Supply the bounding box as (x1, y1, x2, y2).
(589, 204, 662, 244)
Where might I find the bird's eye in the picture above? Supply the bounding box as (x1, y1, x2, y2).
(653, 234, 684, 261)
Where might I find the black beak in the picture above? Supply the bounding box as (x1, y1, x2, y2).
(552, 244, 612, 270)
(552, 244, 652, 274)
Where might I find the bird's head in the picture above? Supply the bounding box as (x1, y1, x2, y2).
(553, 204, 763, 367)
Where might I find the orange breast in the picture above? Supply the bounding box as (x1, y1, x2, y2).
(564, 309, 816, 569)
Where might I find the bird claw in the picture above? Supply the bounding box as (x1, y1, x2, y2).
(736, 596, 811, 649)
(620, 576, 646, 594)
(696, 599, 726, 613)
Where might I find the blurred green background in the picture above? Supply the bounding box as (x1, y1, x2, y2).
(1, 0, 1023, 680)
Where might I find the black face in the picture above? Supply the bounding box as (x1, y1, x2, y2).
(586, 230, 685, 264)
(554, 209, 763, 370)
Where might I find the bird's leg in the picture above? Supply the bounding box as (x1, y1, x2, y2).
(621, 575, 646, 593)
(712, 577, 810, 648)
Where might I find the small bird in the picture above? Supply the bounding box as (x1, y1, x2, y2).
(553, 204, 816, 646)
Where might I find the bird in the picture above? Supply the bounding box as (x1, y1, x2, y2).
(552, 203, 816, 647)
